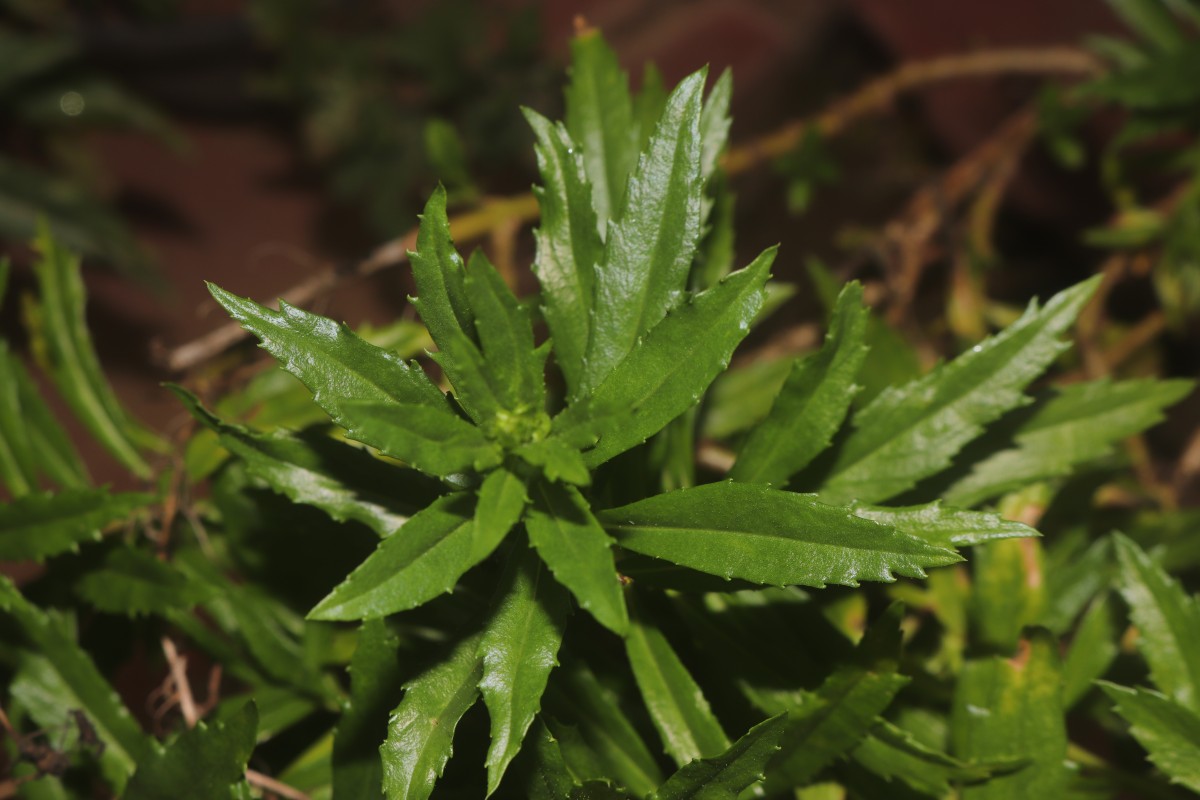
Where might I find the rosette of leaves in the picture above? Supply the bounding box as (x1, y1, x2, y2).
(175, 31, 1192, 800)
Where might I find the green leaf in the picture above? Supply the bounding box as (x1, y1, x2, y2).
(207, 282, 450, 430)
(564, 29, 638, 228)
(172, 386, 432, 537)
(1100, 682, 1200, 792)
(952, 630, 1068, 799)
(583, 69, 708, 392)
(479, 544, 571, 795)
(334, 620, 404, 800)
(700, 357, 792, 441)
(651, 713, 786, 800)
(337, 400, 503, 478)
(852, 719, 1021, 797)
(731, 283, 869, 485)
(0, 344, 38, 496)
(556, 248, 774, 468)
(971, 538, 1046, 653)
(75, 547, 214, 616)
(27, 227, 158, 477)
(381, 632, 483, 800)
(0, 488, 149, 562)
(516, 436, 591, 486)
(0, 577, 152, 789)
(6, 345, 89, 489)
(1062, 594, 1120, 708)
(525, 108, 602, 399)
(1090, 44, 1200, 109)
(819, 278, 1098, 504)
(1113, 533, 1200, 711)
(464, 248, 544, 413)
(942, 378, 1193, 507)
(310, 469, 525, 620)
(626, 600, 729, 766)
(599, 482, 961, 589)
(409, 186, 502, 419)
(1106, 0, 1189, 51)
(698, 69, 733, 187)
(125, 702, 258, 800)
(849, 501, 1037, 550)
(525, 481, 628, 636)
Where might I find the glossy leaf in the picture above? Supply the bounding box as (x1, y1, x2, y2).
(1100, 682, 1200, 792)
(479, 545, 571, 795)
(952, 630, 1068, 799)
(28, 227, 157, 477)
(732, 283, 869, 485)
(75, 547, 214, 616)
(651, 713, 786, 800)
(334, 620, 404, 800)
(849, 501, 1037, 550)
(125, 702, 258, 800)
(583, 69, 707, 391)
(697, 68, 733, 186)
(381, 633, 483, 800)
(464, 248, 544, 413)
(556, 248, 774, 468)
(600, 482, 961, 589)
(525, 108, 602, 398)
(820, 278, 1098, 504)
(526, 481, 628, 635)
(1113, 533, 1200, 711)
(943, 378, 1193, 507)
(626, 602, 729, 765)
(0, 488, 148, 562)
(337, 400, 503, 477)
(310, 469, 525, 620)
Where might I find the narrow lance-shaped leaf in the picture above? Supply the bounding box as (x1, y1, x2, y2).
(207, 283, 450, 429)
(599, 482, 961, 589)
(848, 501, 1037, 550)
(584, 69, 707, 392)
(125, 702, 258, 800)
(1100, 682, 1200, 793)
(626, 600, 729, 765)
(1062, 594, 1120, 708)
(381, 633, 484, 800)
(525, 109, 601, 398)
(820, 277, 1099, 505)
(336, 400, 503, 478)
(556, 248, 774, 469)
(651, 714, 787, 800)
(27, 227, 158, 477)
(942, 378, 1193, 507)
(732, 282, 869, 485)
(75, 547, 214, 616)
(334, 620, 405, 800)
(564, 29, 638, 228)
(697, 68, 733, 187)
(1113, 533, 1200, 712)
(0, 343, 38, 495)
(0, 488, 150, 562)
(10, 346, 88, 488)
(525, 481, 628, 635)
(310, 468, 526, 620)
(171, 386, 434, 537)
(479, 544, 571, 795)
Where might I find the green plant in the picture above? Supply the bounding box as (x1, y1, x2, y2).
(1, 27, 1197, 800)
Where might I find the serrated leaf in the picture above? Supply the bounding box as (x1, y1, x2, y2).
(525, 481, 628, 635)
(849, 501, 1037, 550)
(480, 545, 571, 795)
(952, 630, 1068, 799)
(334, 620, 404, 800)
(410, 186, 503, 419)
(556, 248, 774, 468)
(75, 547, 214, 615)
(172, 386, 433, 537)
(1113, 533, 1200, 711)
(0, 577, 152, 790)
(1062, 594, 1119, 708)
(125, 702, 258, 800)
(651, 713, 786, 800)
(207, 282, 449, 430)
(626, 601, 729, 765)
(852, 719, 1021, 796)
(584, 69, 707, 391)
(820, 278, 1098, 504)
(698, 69, 733, 187)
(942, 378, 1193, 507)
(599, 482, 961, 589)
(525, 108, 601, 398)
(732, 283, 869, 485)
(337, 400, 503, 478)
(1100, 682, 1200, 792)
(310, 470, 525, 620)
(0, 488, 149, 562)
(381, 632, 483, 800)
(516, 436, 591, 486)
(464, 249, 544, 413)
(27, 227, 158, 477)
(564, 30, 638, 229)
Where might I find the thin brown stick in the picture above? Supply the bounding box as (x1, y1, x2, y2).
(160, 637, 197, 729)
(246, 769, 312, 800)
(161, 47, 1102, 373)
